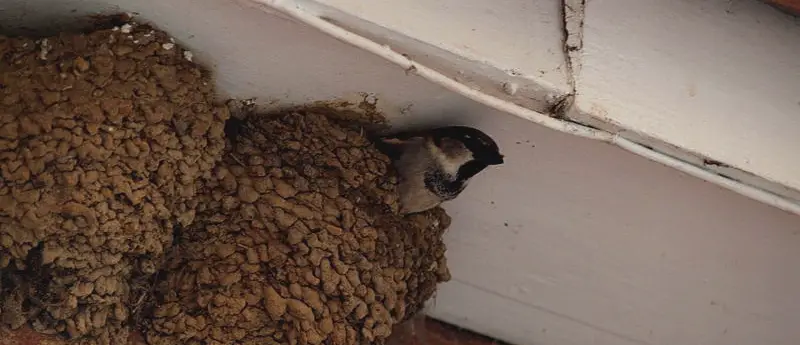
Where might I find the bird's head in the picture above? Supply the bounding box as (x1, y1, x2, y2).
(428, 126, 504, 181)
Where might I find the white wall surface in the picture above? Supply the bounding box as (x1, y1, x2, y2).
(3, 1, 800, 345)
(574, 0, 800, 202)
(313, 0, 571, 94)
(438, 116, 800, 345)
(290, 0, 570, 114)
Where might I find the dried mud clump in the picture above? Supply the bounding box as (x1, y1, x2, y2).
(0, 23, 228, 343)
(145, 109, 451, 345)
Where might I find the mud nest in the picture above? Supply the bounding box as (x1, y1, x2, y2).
(0, 20, 452, 345)
(142, 109, 451, 345)
(0, 23, 229, 343)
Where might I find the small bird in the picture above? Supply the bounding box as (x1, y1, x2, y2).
(372, 125, 504, 215)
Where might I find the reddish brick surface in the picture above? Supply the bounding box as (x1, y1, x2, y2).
(765, 0, 800, 14)
(388, 318, 507, 345)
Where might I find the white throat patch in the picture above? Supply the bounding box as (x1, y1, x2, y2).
(427, 140, 474, 178)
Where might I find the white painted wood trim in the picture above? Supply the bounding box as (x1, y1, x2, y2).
(258, 0, 800, 216)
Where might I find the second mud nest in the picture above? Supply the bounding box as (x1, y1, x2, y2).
(143, 110, 452, 345)
(0, 22, 228, 344)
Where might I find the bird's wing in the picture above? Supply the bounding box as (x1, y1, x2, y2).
(371, 132, 428, 160)
(372, 136, 417, 160)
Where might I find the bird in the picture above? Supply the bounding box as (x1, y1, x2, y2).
(372, 125, 504, 215)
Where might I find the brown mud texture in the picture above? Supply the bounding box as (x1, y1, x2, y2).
(142, 109, 452, 345)
(0, 21, 228, 345)
(0, 21, 452, 345)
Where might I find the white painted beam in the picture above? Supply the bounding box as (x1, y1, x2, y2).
(306, 0, 572, 113)
(312, 0, 570, 92)
(573, 0, 800, 202)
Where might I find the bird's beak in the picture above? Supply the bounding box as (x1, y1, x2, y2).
(486, 153, 504, 165)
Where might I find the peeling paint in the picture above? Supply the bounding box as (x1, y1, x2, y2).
(561, 0, 585, 91)
(703, 159, 731, 168)
(548, 94, 575, 119)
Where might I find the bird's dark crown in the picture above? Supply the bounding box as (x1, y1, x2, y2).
(430, 126, 504, 165)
